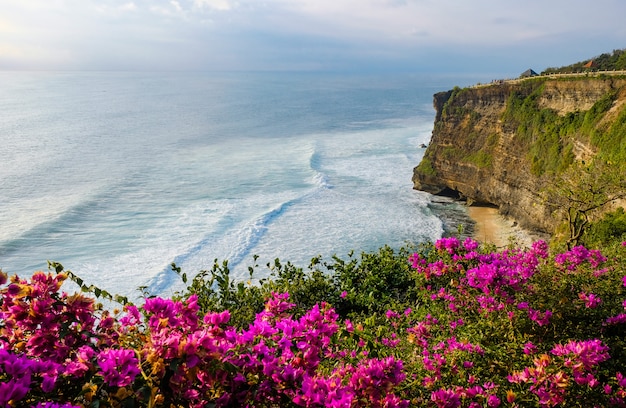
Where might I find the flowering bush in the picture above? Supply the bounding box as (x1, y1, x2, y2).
(1, 238, 626, 406)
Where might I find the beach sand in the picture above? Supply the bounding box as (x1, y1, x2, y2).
(467, 205, 544, 248)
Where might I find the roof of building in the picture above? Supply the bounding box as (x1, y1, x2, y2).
(520, 69, 538, 78)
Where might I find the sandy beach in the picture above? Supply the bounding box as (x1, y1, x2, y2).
(467, 205, 544, 248)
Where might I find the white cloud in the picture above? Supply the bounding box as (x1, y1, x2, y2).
(1, 0, 624, 71)
(193, 0, 233, 11)
(170, 1, 183, 13)
(119, 2, 137, 12)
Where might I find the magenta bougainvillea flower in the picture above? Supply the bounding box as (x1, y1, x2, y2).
(1, 237, 626, 406)
(96, 349, 141, 387)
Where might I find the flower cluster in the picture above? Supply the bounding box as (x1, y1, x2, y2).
(1, 237, 625, 407)
(555, 245, 607, 271)
(0, 270, 408, 407)
(405, 239, 626, 406)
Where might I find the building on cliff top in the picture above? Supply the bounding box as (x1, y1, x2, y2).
(583, 60, 597, 69)
(520, 69, 538, 78)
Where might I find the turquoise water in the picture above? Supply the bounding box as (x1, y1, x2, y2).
(0, 71, 480, 300)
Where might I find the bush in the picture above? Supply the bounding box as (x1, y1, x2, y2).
(2, 238, 626, 407)
(583, 208, 626, 248)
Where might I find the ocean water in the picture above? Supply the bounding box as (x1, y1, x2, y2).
(0, 71, 480, 301)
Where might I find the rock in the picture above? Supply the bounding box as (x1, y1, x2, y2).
(413, 76, 626, 233)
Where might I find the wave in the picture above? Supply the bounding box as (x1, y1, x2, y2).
(145, 198, 300, 294)
(146, 144, 335, 294)
(309, 142, 333, 189)
(0, 172, 157, 262)
(0, 189, 113, 259)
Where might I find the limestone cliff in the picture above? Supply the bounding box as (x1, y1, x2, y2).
(413, 75, 626, 233)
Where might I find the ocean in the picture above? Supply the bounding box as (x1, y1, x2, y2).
(0, 71, 486, 301)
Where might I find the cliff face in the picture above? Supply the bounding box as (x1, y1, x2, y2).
(413, 76, 626, 233)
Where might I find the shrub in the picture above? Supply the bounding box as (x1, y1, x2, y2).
(2, 238, 626, 406)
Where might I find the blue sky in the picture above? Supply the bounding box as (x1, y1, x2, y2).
(1, 0, 624, 74)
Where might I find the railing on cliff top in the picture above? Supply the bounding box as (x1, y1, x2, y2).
(472, 70, 626, 88)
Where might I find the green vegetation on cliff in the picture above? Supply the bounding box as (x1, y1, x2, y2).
(414, 69, 626, 246)
(543, 48, 626, 74)
(501, 81, 624, 176)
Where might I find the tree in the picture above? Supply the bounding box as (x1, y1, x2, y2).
(543, 160, 626, 248)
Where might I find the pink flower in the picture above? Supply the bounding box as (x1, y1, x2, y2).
(204, 309, 231, 325)
(523, 342, 537, 355)
(96, 349, 141, 387)
(0, 380, 29, 406)
(551, 339, 610, 372)
(528, 308, 552, 326)
(386, 310, 400, 320)
(487, 394, 501, 407)
(119, 305, 142, 327)
(463, 237, 479, 251)
(65, 345, 95, 377)
(431, 388, 461, 408)
(409, 253, 425, 269)
(435, 237, 461, 255)
(345, 319, 354, 333)
(579, 292, 602, 309)
(555, 246, 606, 270)
(605, 314, 626, 325)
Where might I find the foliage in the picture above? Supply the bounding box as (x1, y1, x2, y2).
(582, 208, 626, 248)
(500, 79, 626, 177)
(591, 102, 626, 163)
(415, 157, 437, 176)
(465, 150, 493, 168)
(543, 48, 626, 74)
(543, 160, 626, 249)
(2, 237, 626, 407)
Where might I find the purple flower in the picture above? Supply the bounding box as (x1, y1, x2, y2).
(523, 342, 537, 355)
(528, 308, 552, 326)
(386, 310, 400, 320)
(431, 388, 461, 408)
(96, 348, 141, 387)
(605, 313, 626, 325)
(579, 292, 602, 309)
(435, 237, 461, 255)
(119, 305, 142, 327)
(0, 380, 30, 406)
(551, 339, 610, 372)
(487, 394, 501, 407)
(555, 246, 607, 270)
(463, 237, 479, 251)
(204, 309, 231, 325)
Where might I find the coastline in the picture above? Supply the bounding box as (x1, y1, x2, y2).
(467, 205, 545, 248)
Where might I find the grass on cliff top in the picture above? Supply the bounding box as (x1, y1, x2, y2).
(500, 80, 625, 176)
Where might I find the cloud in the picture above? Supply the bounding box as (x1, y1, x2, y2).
(119, 2, 137, 12)
(0, 0, 624, 71)
(193, 0, 233, 11)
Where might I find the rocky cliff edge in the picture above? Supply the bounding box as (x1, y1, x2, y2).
(413, 75, 626, 233)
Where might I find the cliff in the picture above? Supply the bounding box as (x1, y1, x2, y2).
(413, 75, 626, 233)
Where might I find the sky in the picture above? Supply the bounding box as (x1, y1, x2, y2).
(1, 0, 625, 74)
